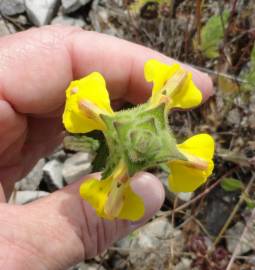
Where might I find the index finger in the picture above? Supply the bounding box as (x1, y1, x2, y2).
(0, 25, 213, 115)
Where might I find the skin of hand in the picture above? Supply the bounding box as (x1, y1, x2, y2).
(0, 25, 213, 270)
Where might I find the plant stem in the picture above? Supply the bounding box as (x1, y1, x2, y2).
(213, 175, 255, 247)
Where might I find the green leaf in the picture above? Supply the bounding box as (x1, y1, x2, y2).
(243, 192, 255, 209)
(200, 10, 230, 59)
(128, 0, 172, 16)
(220, 178, 244, 192)
(251, 43, 255, 63)
(64, 135, 100, 152)
(243, 195, 255, 209)
(91, 135, 109, 173)
(241, 43, 255, 91)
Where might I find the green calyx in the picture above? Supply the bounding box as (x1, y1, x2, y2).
(101, 103, 186, 178)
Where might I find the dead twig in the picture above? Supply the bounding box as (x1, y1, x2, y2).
(225, 174, 255, 270)
(163, 166, 239, 217)
(213, 174, 255, 247)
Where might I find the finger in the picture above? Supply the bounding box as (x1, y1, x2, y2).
(7, 172, 164, 268)
(0, 25, 213, 116)
(70, 31, 214, 104)
(0, 100, 26, 154)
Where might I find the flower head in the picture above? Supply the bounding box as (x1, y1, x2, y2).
(168, 134, 214, 192)
(144, 59, 202, 109)
(63, 72, 114, 133)
(62, 59, 214, 221)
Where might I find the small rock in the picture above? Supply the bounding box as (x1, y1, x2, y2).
(227, 108, 241, 125)
(15, 159, 45, 191)
(0, 0, 25, 16)
(15, 14, 28, 25)
(68, 263, 105, 270)
(226, 221, 255, 255)
(51, 15, 85, 27)
(43, 160, 63, 189)
(25, 0, 60, 26)
(201, 188, 238, 236)
(78, 262, 105, 270)
(178, 192, 193, 202)
(9, 190, 49, 204)
(62, 152, 93, 184)
(47, 148, 67, 162)
(89, 7, 123, 36)
(117, 218, 184, 270)
(62, 0, 90, 14)
(247, 255, 255, 266)
(0, 19, 14, 36)
(175, 258, 192, 270)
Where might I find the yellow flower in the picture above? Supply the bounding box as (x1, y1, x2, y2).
(63, 60, 214, 221)
(168, 134, 214, 192)
(144, 59, 202, 109)
(63, 72, 114, 133)
(80, 162, 145, 221)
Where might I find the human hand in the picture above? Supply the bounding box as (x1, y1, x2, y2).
(0, 25, 213, 269)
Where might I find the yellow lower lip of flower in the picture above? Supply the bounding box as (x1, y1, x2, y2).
(79, 162, 145, 221)
(63, 72, 114, 134)
(167, 134, 215, 193)
(168, 161, 214, 193)
(144, 59, 202, 110)
(78, 100, 108, 131)
(80, 178, 145, 221)
(174, 154, 209, 170)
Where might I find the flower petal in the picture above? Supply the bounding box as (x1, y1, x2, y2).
(168, 160, 214, 192)
(177, 134, 215, 161)
(144, 59, 180, 94)
(80, 177, 145, 221)
(168, 134, 215, 192)
(170, 73, 202, 109)
(63, 72, 114, 133)
(118, 184, 145, 221)
(144, 59, 202, 109)
(77, 72, 113, 113)
(80, 177, 113, 219)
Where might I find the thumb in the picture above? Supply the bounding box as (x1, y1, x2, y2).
(2, 172, 164, 269)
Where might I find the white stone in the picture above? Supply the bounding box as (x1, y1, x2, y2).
(68, 263, 105, 270)
(226, 221, 255, 255)
(131, 218, 179, 248)
(51, 15, 85, 27)
(0, 19, 16, 36)
(9, 190, 49, 204)
(62, 152, 93, 184)
(62, 0, 90, 14)
(177, 192, 193, 202)
(15, 159, 45, 191)
(227, 108, 241, 125)
(117, 218, 184, 270)
(78, 262, 105, 270)
(25, 0, 60, 26)
(43, 160, 63, 189)
(175, 258, 192, 270)
(47, 148, 66, 162)
(0, 0, 25, 16)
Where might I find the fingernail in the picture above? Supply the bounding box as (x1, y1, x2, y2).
(128, 172, 165, 230)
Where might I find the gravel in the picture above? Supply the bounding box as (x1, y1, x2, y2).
(25, 0, 60, 26)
